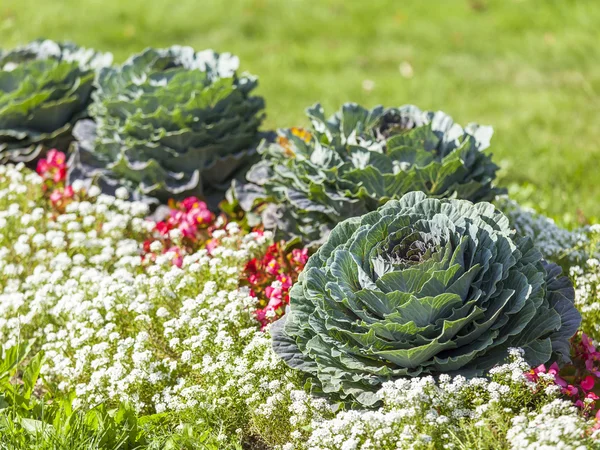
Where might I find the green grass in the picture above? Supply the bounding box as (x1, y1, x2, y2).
(2, 0, 600, 223)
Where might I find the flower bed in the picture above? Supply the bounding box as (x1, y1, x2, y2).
(2, 40, 600, 449)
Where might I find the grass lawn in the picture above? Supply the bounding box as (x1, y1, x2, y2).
(2, 0, 599, 223)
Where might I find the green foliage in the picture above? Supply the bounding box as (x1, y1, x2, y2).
(0, 341, 148, 449)
(0, 39, 111, 164)
(0, 340, 224, 450)
(272, 192, 580, 407)
(236, 103, 503, 245)
(68, 46, 265, 204)
(3, 0, 600, 222)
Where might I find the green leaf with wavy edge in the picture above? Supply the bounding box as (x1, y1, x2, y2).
(272, 193, 580, 407)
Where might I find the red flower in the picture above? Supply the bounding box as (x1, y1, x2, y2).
(37, 149, 68, 187)
(36, 159, 49, 175)
(245, 258, 258, 273)
(180, 197, 204, 211)
(156, 221, 170, 235)
(244, 240, 310, 331)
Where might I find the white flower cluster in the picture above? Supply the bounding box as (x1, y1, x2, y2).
(507, 399, 597, 449)
(570, 258, 600, 341)
(0, 165, 151, 348)
(0, 165, 277, 416)
(285, 351, 560, 450)
(1, 164, 599, 448)
(36, 229, 277, 412)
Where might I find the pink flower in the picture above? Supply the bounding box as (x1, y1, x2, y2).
(525, 364, 547, 382)
(36, 159, 49, 175)
(166, 246, 183, 267)
(547, 362, 560, 376)
(46, 149, 66, 167)
(180, 197, 204, 211)
(266, 296, 283, 311)
(292, 248, 309, 266)
(277, 273, 293, 290)
(563, 385, 579, 397)
(554, 375, 568, 388)
(188, 207, 212, 225)
(168, 210, 186, 225)
(582, 333, 596, 352)
(53, 167, 66, 183)
(49, 189, 63, 204)
(206, 239, 220, 255)
(254, 308, 269, 329)
(177, 220, 197, 239)
(266, 259, 280, 276)
(581, 375, 596, 392)
(265, 285, 283, 301)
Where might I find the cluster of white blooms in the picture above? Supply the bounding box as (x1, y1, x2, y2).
(0, 165, 278, 413)
(286, 350, 558, 450)
(570, 258, 600, 341)
(35, 229, 277, 413)
(498, 197, 595, 265)
(0, 166, 151, 348)
(0, 164, 329, 446)
(3, 164, 600, 448)
(506, 399, 597, 449)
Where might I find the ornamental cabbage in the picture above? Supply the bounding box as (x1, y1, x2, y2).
(235, 103, 504, 246)
(272, 192, 580, 407)
(68, 46, 265, 203)
(0, 39, 112, 163)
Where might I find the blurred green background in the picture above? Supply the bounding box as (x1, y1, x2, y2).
(2, 0, 599, 223)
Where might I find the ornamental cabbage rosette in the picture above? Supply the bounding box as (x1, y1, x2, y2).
(272, 192, 580, 407)
(235, 103, 504, 246)
(0, 39, 112, 163)
(68, 46, 265, 204)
